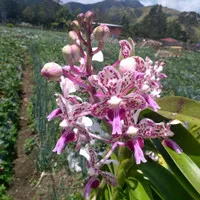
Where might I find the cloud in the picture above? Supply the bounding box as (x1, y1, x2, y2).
(62, 0, 200, 12)
(140, 0, 200, 12)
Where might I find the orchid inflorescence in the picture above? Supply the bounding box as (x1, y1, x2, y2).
(41, 11, 182, 199)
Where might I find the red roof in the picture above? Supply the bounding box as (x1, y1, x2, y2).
(160, 38, 179, 43)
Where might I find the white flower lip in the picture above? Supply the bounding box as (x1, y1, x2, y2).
(108, 96, 122, 106)
(127, 126, 138, 136)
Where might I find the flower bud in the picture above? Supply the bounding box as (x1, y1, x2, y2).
(41, 62, 62, 81)
(84, 11, 94, 24)
(62, 44, 81, 64)
(77, 13, 84, 24)
(93, 25, 110, 41)
(71, 20, 80, 32)
(119, 57, 137, 73)
(68, 31, 78, 42)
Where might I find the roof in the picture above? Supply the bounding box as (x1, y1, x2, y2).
(160, 38, 179, 43)
(93, 22, 123, 27)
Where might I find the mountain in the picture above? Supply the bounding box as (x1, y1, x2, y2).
(65, 0, 144, 24)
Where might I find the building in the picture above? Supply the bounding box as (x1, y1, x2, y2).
(93, 22, 123, 38)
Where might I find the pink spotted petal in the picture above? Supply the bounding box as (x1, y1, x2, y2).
(91, 100, 110, 118)
(120, 71, 135, 93)
(57, 94, 70, 118)
(100, 171, 118, 187)
(119, 40, 132, 58)
(98, 66, 122, 96)
(162, 139, 183, 154)
(123, 94, 147, 110)
(134, 56, 146, 73)
(84, 177, 100, 199)
(88, 75, 99, 88)
(89, 147, 97, 167)
(71, 102, 91, 119)
(47, 108, 62, 121)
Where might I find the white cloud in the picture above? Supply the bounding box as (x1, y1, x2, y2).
(140, 0, 200, 12)
(62, 0, 200, 12)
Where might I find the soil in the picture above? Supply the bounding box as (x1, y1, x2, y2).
(7, 54, 38, 200)
(7, 54, 83, 200)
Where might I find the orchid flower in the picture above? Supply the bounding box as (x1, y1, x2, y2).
(89, 66, 147, 136)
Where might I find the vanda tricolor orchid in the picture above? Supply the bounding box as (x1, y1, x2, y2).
(41, 11, 183, 199)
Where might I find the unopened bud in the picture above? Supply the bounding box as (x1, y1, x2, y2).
(41, 62, 62, 81)
(84, 11, 94, 24)
(62, 44, 81, 64)
(119, 57, 136, 73)
(68, 31, 78, 42)
(71, 20, 80, 32)
(93, 25, 110, 41)
(77, 13, 84, 24)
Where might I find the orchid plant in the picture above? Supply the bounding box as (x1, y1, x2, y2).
(41, 11, 200, 200)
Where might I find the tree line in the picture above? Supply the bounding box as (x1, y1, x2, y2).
(0, 0, 74, 29)
(121, 5, 200, 42)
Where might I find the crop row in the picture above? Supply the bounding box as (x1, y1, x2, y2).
(0, 33, 25, 198)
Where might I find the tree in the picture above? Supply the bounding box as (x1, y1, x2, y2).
(120, 15, 131, 38)
(132, 5, 167, 39)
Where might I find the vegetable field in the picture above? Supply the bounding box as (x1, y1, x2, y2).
(0, 25, 200, 199)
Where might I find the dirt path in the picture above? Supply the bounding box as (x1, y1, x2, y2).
(7, 54, 37, 200)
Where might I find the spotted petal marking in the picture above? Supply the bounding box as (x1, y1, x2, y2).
(123, 94, 146, 110)
(57, 94, 70, 118)
(88, 75, 99, 88)
(71, 102, 91, 119)
(89, 147, 97, 167)
(134, 56, 146, 73)
(137, 118, 156, 138)
(120, 71, 135, 93)
(119, 40, 132, 58)
(98, 66, 122, 96)
(91, 100, 110, 118)
(100, 171, 118, 187)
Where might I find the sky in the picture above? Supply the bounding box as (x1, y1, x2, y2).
(61, 0, 200, 13)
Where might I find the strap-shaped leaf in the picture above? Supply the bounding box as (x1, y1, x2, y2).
(156, 96, 200, 124)
(139, 162, 193, 200)
(157, 96, 200, 142)
(152, 139, 200, 200)
(163, 146, 200, 195)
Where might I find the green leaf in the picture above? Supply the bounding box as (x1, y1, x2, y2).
(139, 161, 193, 200)
(156, 96, 200, 124)
(163, 145, 200, 195)
(125, 177, 152, 200)
(152, 139, 200, 200)
(170, 124, 200, 168)
(157, 96, 200, 142)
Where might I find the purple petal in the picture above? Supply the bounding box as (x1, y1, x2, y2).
(53, 130, 76, 154)
(162, 139, 183, 154)
(47, 108, 62, 121)
(84, 177, 100, 199)
(111, 108, 122, 135)
(144, 94, 160, 111)
(127, 138, 147, 164)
